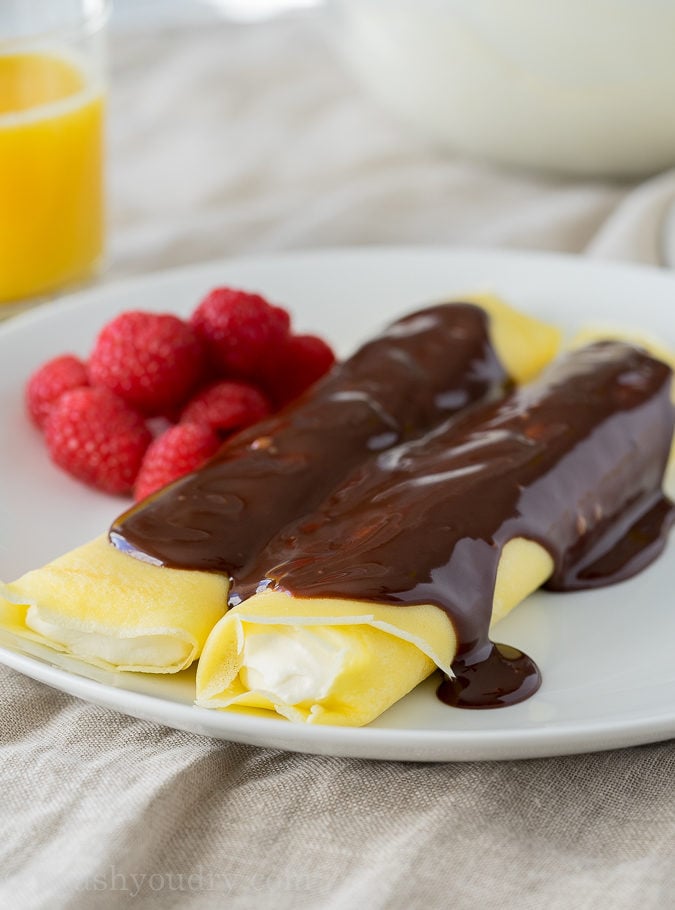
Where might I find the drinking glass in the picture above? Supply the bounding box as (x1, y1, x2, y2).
(0, 0, 109, 315)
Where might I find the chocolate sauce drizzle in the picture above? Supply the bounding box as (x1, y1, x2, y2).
(230, 343, 674, 709)
(111, 303, 508, 574)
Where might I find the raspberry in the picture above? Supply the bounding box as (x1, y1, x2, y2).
(262, 334, 336, 407)
(44, 388, 152, 494)
(25, 354, 89, 429)
(180, 380, 271, 438)
(134, 423, 221, 501)
(190, 288, 290, 380)
(89, 311, 206, 415)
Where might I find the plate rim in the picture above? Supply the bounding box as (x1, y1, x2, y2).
(2, 643, 673, 762)
(5, 241, 675, 338)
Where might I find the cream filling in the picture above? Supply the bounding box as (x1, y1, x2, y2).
(25, 605, 192, 671)
(240, 626, 351, 705)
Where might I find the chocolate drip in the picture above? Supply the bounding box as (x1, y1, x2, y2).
(438, 643, 541, 709)
(111, 303, 508, 573)
(233, 343, 674, 708)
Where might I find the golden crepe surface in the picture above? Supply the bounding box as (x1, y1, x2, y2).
(196, 342, 675, 725)
(0, 297, 559, 675)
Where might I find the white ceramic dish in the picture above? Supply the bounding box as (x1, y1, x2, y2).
(330, 0, 675, 177)
(1, 247, 674, 761)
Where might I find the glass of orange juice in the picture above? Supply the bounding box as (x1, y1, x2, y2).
(0, 0, 109, 313)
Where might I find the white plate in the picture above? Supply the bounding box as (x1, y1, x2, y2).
(1, 247, 674, 762)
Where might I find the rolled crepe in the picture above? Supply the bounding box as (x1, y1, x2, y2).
(196, 539, 553, 726)
(0, 297, 560, 675)
(571, 323, 675, 472)
(196, 343, 675, 725)
(0, 537, 227, 673)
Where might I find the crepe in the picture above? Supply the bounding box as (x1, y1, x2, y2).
(0, 536, 227, 673)
(572, 323, 675, 472)
(461, 291, 560, 384)
(196, 343, 675, 725)
(196, 539, 553, 725)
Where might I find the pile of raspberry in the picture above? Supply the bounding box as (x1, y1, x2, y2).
(26, 287, 335, 500)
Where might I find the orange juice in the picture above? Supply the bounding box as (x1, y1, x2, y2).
(0, 52, 104, 304)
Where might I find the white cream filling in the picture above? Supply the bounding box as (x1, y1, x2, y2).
(25, 606, 190, 670)
(240, 627, 348, 705)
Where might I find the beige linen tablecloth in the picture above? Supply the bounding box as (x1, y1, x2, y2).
(2, 13, 674, 909)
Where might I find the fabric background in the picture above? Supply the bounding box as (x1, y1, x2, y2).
(1, 13, 674, 909)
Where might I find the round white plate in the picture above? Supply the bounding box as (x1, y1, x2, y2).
(1, 247, 674, 762)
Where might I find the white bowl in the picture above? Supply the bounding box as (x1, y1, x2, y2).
(330, 0, 675, 178)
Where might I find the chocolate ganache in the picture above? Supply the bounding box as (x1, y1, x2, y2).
(230, 342, 675, 708)
(111, 303, 508, 573)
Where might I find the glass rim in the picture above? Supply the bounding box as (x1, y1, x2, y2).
(0, 0, 111, 51)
